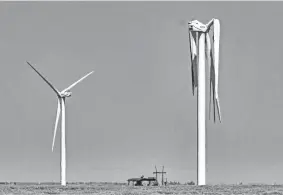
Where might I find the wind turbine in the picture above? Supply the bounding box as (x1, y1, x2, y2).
(26, 61, 94, 186)
(188, 18, 222, 185)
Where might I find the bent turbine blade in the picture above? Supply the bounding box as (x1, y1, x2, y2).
(213, 19, 222, 122)
(205, 33, 212, 120)
(62, 71, 94, 93)
(188, 30, 195, 95)
(206, 18, 214, 32)
(205, 33, 212, 70)
(209, 80, 212, 120)
(194, 32, 199, 90)
(216, 98, 222, 123)
(189, 31, 199, 95)
(213, 87, 216, 123)
(26, 61, 60, 96)
(52, 98, 61, 152)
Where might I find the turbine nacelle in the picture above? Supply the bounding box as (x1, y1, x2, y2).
(188, 20, 208, 32)
(188, 19, 214, 33)
(60, 90, 72, 98)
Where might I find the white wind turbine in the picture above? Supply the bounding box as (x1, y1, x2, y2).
(188, 18, 222, 185)
(26, 61, 94, 186)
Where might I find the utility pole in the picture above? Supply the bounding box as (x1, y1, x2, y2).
(153, 166, 159, 184)
(161, 166, 166, 185)
(153, 166, 167, 185)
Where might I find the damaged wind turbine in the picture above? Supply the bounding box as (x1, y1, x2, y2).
(188, 18, 222, 185)
(26, 61, 94, 186)
(188, 18, 221, 122)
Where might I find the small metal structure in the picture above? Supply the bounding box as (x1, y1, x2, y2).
(153, 166, 167, 186)
(127, 176, 156, 186)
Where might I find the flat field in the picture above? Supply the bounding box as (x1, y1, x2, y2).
(1, 183, 283, 195)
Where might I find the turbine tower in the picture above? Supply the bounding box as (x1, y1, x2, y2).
(26, 61, 94, 186)
(188, 18, 222, 185)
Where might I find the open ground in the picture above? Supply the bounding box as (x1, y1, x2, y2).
(1, 183, 283, 195)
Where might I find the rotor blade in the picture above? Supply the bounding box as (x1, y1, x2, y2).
(216, 97, 222, 123)
(213, 19, 221, 117)
(190, 32, 199, 95)
(209, 79, 212, 120)
(191, 61, 195, 96)
(205, 33, 212, 69)
(189, 30, 198, 96)
(195, 32, 199, 89)
(62, 71, 94, 93)
(205, 33, 209, 61)
(188, 31, 196, 64)
(26, 61, 60, 96)
(188, 30, 195, 95)
(206, 18, 214, 31)
(210, 65, 216, 123)
(52, 98, 61, 152)
(206, 33, 212, 120)
(193, 58, 198, 95)
(212, 85, 216, 123)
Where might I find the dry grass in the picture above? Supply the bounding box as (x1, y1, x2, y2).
(1, 183, 283, 195)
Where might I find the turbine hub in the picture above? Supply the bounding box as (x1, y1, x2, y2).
(60, 91, 72, 97)
(188, 20, 208, 32)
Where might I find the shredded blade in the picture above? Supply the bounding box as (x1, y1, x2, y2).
(213, 19, 222, 122)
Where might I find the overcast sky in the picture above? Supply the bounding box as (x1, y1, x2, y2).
(0, 1, 283, 184)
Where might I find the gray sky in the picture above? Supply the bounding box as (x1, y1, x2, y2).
(0, 1, 283, 184)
